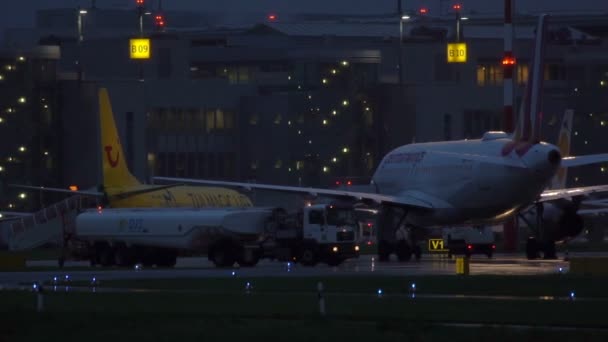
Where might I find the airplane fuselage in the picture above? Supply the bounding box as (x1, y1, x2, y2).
(109, 186, 253, 208)
(372, 136, 561, 227)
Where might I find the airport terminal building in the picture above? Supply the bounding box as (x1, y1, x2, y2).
(2, 6, 608, 211)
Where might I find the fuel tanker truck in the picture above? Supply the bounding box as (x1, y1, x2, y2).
(70, 204, 360, 268)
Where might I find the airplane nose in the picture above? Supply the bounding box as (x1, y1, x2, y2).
(547, 149, 561, 165)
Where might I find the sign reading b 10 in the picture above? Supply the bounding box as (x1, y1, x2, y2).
(446, 43, 467, 63)
(129, 38, 151, 59)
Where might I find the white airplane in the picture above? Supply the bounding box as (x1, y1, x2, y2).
(155, 15, 608, 260)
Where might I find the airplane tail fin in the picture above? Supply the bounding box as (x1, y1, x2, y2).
(514, 14, 549, 144)
(550, 109, 574, 189)
(99, 88, 141, 192)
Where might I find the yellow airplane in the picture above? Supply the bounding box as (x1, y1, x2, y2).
(12, 88, 253, 208)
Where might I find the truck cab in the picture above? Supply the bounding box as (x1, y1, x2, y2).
(443, 226, 496, 258)
(260, 204, 359, 266)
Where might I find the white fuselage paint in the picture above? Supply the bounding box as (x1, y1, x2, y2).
(372, 137, 561, 227)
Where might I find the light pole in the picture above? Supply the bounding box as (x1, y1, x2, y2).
(77, 8, 87, 42)
(398, 14, 410, 85)
(76, 8, 87, 81)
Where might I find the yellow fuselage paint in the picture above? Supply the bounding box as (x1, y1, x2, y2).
(109, 185, 252, 208)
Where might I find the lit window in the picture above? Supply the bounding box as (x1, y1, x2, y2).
(476, 63, 503, 86)
(275, 160, 282, 169)
(516, 65, 529, 85)
(274, 114, 282, 125)
(216, 109, 225, 129)
(296, 161, 303, 170)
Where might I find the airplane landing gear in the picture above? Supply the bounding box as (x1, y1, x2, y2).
(376, 206, 423, 262)
(521, 202, 557, 260)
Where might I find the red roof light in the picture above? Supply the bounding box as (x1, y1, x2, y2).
(267, 14, 277, 21)
(419, 7, 429, 15)
(502, 56, 516, 65)
(452, 4, 462, 11)
(467, 244, 473, 250)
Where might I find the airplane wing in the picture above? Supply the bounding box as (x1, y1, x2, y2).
(578, 208, 608, 216)
(562, 154, 608, 168)
(8, 184, 103, 197)
(153, 177, 440, 209)
(107, 183, 183, 200)
(9, 183, 183, 199)
(0, 211, 32, 220)
(539, 184, 608, 202)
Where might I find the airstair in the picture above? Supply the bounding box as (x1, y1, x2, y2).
(5, 196, 99, 251)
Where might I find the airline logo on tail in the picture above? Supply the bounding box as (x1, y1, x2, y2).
(104, 145, 120, 168)
(501, 14, 548, 157)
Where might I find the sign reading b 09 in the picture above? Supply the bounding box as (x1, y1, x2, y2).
(446, 43, 467, 63)
(130, 38, 151, 59)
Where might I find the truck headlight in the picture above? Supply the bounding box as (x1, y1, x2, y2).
(332, 246, 339, 253)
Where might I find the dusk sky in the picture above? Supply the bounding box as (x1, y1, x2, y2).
(1, 0, 607, 31)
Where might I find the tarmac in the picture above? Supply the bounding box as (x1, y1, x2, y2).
(0, 252, 576, 285)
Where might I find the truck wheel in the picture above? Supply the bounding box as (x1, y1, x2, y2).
(238, 249, 260, 267)
(114, 246, 136, 267)
(299, 247, 318, 266)
(157, 250, 178, 268)
(210, 242, 237, 268)
(99, 246, 115, 267)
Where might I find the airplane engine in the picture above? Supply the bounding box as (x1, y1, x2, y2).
(524, 201, 584, 243)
